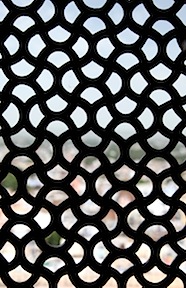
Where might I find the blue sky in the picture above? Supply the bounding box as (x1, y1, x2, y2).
(0, 0, 186, 140)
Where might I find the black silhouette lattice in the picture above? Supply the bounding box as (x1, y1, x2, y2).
(0, 0, 186, 287)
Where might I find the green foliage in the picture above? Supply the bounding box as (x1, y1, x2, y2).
(45, 231, 61, 246)
(1, 173, 18, 191)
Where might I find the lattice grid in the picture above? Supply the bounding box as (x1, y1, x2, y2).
(0, 0, 186, 287)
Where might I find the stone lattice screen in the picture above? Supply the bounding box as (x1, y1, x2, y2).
(0, 0, 186, 287)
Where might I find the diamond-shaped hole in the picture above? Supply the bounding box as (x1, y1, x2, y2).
(37, 0, 55, 22)
(147, 157, 170, 174)
(160, 244, 177, 265)
(111, 232, 134, 249)
(11, 224, 31, 239)
(114, 164, 135, 181)
(0, 209, 8, 228)
(80, 87, 103, 104)
(162, 177, 178, 197)
(0, 242, 16, 262)
(129, 142, 146, 163)
(96, 106, 113, 128)
(36, 139, 53, 164)
(1, 172, 18, 194)
(143, 266, 166, 283)
(177, 237, 186, 250)
(47, 165, 68, 180)
(142, 38, 158, 61)
(108, 3, 124, 25)
(29, 104, 44, 128)
(135, 243, 151, 264)
(132, 3, 150, 25)
(115, 123, 136, 139)
(176, 4, 186, 25)
(12, 84, 35, 103)
(46, 190, 68, 206)
(127, 209, 144, 230)
(179, 260, 186, 274)
(62, 139, 79, 162)
(34, 208, 51, 229)
(145, 225, 168, 241)
(147, 198, 170, 216)
(45, 231, 64, 247)
(48, 25, 70, 42)
(13, 16, 35, 32)
(47, 120, 68, 136)
(64, 1, 80, 24)
(111, 258, 133, 273)
(11, 198, 32, 215)
(104, 141, 120, 164)
(0, 69, 9, 92)
(115, 96, 137, 114)
(0, 2, 9, 21)
(117, 28, 139, 44)
(68, 242, 84, 263)
(11, 155, 33, 170)
(80, 156, 101, 173)
(105, 72, 122, 94)
(11, 59, 34, 77)
(25, 240, 42, 264)
(47, 51, 70, 68)
(171, 142, 186, 164)
(80, 199, 100, 215)
(152, 20, 174, 36)
(28, 34, 46, 57)
(138, 108, 154, 129)
(166, 38, 182, 61)
(173, 74, 186, 97)
(78, 266, 100, 282)
(95, 174, 112, 196)
(147, 132, 170, 149)
(62, 70, 79, 93)
(136, 175, 153, 197)
(150, 63, 172, 80)
(163, 109, 182, 130)
(72, 37, 89, 58)
(130, 72, 148, 94)
(170, 209, 185, 232)
(70, 175, 86, 195)
(44, 257, 65, 273)
(3, 103, 20, 128)
(81, 61, 104, 79)
(83, 17, 106, 34)
(112, 190, 135, 208)
(117, 52, 139, 70)
(81, 131, 101, 147)
(149, 89, 171, 105)
(70, 107, 87, 128)
(61, 208, 77, 229)
(36, 69, 54, 91)
(78, 225, 99, 240)
(93, 241, 109, 263)
(4, 35, 19, 55)
(102, 209, 117, 231)
(96, 37, 115, 58)
(9, 265, 31, 282)
(27, 173, 43, 196)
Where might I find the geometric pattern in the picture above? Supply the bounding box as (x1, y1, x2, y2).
(0, 0, 186, 286)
